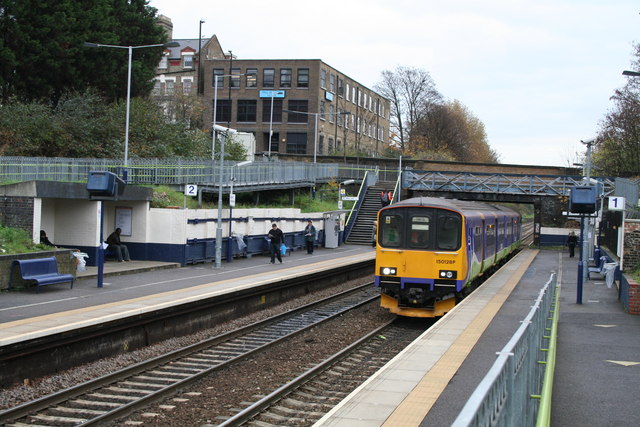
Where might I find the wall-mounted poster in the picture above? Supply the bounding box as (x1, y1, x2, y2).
(115, 207, 133, 236)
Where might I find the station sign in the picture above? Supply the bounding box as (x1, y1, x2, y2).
(259, 90, 286, 98)
(342, 196, 359, 201)
(608, 196, 625, 211)
(184, 184, 198, 196)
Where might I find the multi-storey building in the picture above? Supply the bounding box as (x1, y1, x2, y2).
(155, 16, 390, 158)
(202, 57, 390, 158)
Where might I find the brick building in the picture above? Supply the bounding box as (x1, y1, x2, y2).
(155, 16, 390, 158)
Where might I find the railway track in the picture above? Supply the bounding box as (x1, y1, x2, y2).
(217, 319, 426, 427)
(0, 284, 379, 426)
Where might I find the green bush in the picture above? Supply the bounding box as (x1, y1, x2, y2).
(0, 225, 50, 255)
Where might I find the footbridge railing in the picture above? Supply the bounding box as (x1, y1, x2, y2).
(403, 170, 616, 197)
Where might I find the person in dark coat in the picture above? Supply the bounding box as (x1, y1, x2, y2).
(304, 220, 317, 254)
(567, 231, 578, 258)
(106, 227, 131, 262)
(267, 223, 284, 264)
(40, 230, 54, 246)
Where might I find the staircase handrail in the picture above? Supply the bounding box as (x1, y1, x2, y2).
(343, 171, 371, 242)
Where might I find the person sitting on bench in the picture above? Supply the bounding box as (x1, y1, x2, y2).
(106, 227, 131, 262)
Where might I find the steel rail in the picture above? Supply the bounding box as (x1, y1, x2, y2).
(0, 283, 377, 426)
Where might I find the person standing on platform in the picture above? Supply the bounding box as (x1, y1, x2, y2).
(106, 227, 131, 262)
(267, 223, 284, 264)
(304, 220, 317, 254)
(567, 231, 578, 258)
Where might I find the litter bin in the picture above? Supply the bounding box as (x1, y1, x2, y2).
(602, 262, 618, 289)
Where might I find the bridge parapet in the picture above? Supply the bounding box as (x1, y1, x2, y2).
(403, 170, 616, 197)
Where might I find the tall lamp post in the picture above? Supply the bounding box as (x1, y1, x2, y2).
(282, 110, 351, 163)
(212, 124, 237, 269)
(198, 20, 205, 95)
(84, 41, 179, 181)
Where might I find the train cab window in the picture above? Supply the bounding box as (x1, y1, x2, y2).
(437, 214, 461, 250)
(409, 216, 431, 248)
(380, 214, 403, 247)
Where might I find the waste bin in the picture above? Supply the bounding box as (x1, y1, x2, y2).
(602, 262, 618, 289)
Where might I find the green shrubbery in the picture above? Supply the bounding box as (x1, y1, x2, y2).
(0, 226, 50, 255)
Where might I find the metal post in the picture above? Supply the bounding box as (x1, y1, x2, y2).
(577, 215, 584, 304)
(314, 113, 319, 163)
(212, 76, 218, 160)
(227, 173, 234, 263)
(268, 93, 274, 158)
(97, 201, 104, 288)
(198, 20, 204, 95)
(123, 46, 132, 182)
(215, 132, 226, 269)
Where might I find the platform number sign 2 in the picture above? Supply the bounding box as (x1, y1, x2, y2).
(184, 184, 198, 197)
(608, 196, 625, 211)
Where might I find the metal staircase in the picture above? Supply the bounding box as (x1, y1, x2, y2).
(346, 185, 390, 245)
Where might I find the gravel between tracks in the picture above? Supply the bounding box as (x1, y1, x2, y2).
(0, 276, 384, 417)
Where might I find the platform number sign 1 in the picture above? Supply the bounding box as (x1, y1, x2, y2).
(608, 196, 625, 211)
(184, 184, 198, 197)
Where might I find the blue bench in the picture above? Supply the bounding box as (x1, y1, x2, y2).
(9, 257, 74, 293)
(588, 256, 608, 279)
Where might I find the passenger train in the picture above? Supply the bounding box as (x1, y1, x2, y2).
(375, 197, 522, 318)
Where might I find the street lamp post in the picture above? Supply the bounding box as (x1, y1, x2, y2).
(84, 41, 179, 181)
(198, 20, 205, 95)
(212, 124, 237, 269)
(282, 110, 351, 163)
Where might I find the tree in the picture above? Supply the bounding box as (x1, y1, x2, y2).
(594, 43, 640, 177)
(374, 66, 442, 153)
(0, 91, 227, 159)
(410, 100, 499, 163)
(0, 0, 166, 104)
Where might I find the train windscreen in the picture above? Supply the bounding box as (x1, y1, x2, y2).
(379, 208, 461, 250)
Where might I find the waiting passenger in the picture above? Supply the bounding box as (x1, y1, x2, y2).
(106, 227, 131, 262)
(40, 230, 54, 247)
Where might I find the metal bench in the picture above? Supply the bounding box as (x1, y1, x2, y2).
(9, 257, 74, 293)
(587, 256, 608, 279)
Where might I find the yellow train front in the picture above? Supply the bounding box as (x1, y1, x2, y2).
(375, 197, 521, 318)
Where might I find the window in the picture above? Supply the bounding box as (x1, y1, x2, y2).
(264, 131, 279, 152)
(246, 68, 258, 88)
(237, 100, 257, 122)
(286, 132, 307, 154)
(152, 80, 161, 96)
(183, 54, 194, 68)
(286, 100, 308, 123)
(263, 68, 275, 87)
(436, 212, 461, 251)
(346, 83, 350, 101)
(330, 74, 335, 93)
(213, 99, 231, 122)
(166, 79, 175, 94)
(212, 68, 224, 88)
(320, 100, 326, 116)
(320, 69, 327, 89)
(329, 105, 335, 123)
(297, 68, 309, 88)
(262, 99, 283, 122)
(182, 78, 192, 94)
(338, 78, 344, 96)
(280, 68, 292, 88)
(158, 53, 168, 69)
(409, 216, 432, 249)
(318, 135, 324, 155)
(230, 67, 241, 88)
(380, 214, 403, 247)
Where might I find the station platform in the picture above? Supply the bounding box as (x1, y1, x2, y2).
(0, 244, 375, 345)
(315, 249, 640, 426)
(1, 246, 638, 426)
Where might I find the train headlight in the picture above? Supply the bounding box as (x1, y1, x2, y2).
(438, 270, 457, 279)
(380, 267, 397, 276)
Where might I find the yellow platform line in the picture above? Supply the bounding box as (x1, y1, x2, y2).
(382, 249, 539, 427)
